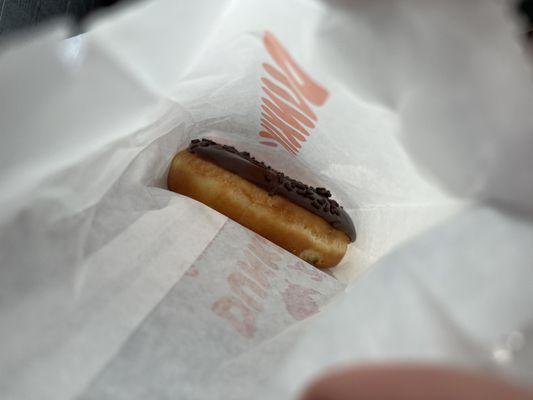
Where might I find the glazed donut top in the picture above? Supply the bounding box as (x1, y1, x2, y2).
(188, 138, 356, 242)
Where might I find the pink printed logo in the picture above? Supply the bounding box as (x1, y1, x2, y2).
(184, 265, 199, 277)
(288, 260, 324, 282)
(282, 280, 322, 320)
(211, 235, 283, 339)
(259, 31, 329, 154)
(211, 234, 328, 338)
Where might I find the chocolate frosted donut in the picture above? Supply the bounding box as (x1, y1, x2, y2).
(167, 138, 356, 268)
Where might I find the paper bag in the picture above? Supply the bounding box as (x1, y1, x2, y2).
(3, 0, 530, 399)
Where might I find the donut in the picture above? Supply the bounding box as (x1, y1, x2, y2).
(167, 138, 356, 268)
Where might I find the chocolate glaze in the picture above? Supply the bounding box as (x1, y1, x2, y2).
(188, 138, 356, 242)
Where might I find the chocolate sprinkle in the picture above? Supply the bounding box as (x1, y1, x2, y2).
(188, 138, 356, 242)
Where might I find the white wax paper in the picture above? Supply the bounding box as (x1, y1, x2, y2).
(1, 0, 532, 399)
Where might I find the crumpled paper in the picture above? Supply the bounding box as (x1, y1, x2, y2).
(1, 0, 531, 399)
(237, 206, 533, 400)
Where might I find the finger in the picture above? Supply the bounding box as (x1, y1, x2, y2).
(300, 364, 533, 400)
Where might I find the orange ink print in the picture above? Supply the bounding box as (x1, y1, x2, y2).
(238, 250, 274, 289)
(248, 237, 282, 270)
(287, 260, 324, 282)
(184, 265, 199, 277)
(258, 31, 329, 153)
(212, 296, 256, 339)
(212, 232, 328, 339)
(282, 280, 322, 320)
(228, 271, 267, 312)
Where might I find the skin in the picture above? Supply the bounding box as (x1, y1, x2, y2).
(300, 364, 533, 400)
